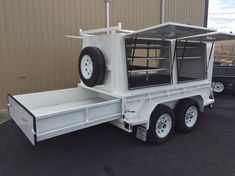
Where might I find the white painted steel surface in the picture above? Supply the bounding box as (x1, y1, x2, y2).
(8, 87, 122, 145)
(8, 96, 36, 145)
(122, 82, 214, 130)
(11, 22, 233, 145)
(79, 24, 215, 99)
(125, 22, 215, 39)
(179, 31, 235, 42)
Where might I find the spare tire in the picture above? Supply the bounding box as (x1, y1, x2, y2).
(78, 47, 106, 87)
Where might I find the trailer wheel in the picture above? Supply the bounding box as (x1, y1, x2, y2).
(147, 105, 175, 144)
(212, 81, 225, 93)
(175, 99, 199, 132)
(78, 47, 106, 87)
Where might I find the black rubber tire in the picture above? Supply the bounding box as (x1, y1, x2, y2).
(175, 99, 199, 133)
(78, 47, 106, 87)
(147, 105, 175, 145)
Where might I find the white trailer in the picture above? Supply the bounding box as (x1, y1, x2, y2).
(8, 22, 235, 145)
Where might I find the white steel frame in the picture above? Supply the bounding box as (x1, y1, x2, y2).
(8, 22, 235, 145)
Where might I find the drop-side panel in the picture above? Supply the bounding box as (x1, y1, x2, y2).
(8, 87, 122, 145)
(36, 99, 122, 142)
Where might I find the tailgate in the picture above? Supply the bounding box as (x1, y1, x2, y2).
(8, 95, 36, 145)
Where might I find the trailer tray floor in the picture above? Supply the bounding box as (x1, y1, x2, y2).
(8, 87, 122, 145)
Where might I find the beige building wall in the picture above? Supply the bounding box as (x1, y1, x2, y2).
(164, 0, 206, 26)
(0, 0, 206, 108)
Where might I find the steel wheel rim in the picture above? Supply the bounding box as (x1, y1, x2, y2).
(212, 82, 224, 93)
(155, 114, 172, 138)
(185, 106, 198, 128)
(81, 55, 93, 79)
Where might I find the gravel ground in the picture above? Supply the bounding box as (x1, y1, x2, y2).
(0, 94, 235, 176)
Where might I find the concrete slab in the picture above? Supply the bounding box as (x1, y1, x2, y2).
(0, 109, 10, 124)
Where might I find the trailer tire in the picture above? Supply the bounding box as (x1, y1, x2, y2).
(147, 105, 175, 145)
(212, 81, 225, 94)
(78, 47, 106, 87)
(175, 99, 199, 132)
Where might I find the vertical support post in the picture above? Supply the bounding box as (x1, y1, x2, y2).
(206, 42, 214, 76)
(171, 39, 178, 82)
(146, 43, 150, 80)
(147, 43, 150, 67)
(129, 35, 138, 79)
(111, 29, 116, 92)
(178, 40, 187, 76)
(161, 0, 165, 23)
(105, 0, 111, 33)
(132, 35, 138, 65)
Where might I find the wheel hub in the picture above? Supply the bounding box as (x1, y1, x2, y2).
(212, 82, 224, 93)
(81, 55, 93, 79)
(155, 114, 172, 138)
(185, 106, 198, 127)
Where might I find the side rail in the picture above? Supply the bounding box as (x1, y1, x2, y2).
(123, 83, 213, 127)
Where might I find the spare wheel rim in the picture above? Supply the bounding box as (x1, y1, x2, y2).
(185, 106, 198, 128)
(81, 55, 93, 79)
(155, 114, 172, 138)
(213, 82, 224, 93)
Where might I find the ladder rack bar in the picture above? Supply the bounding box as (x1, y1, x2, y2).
(128, 68, 167, 73)
(127, 56, 168, 59)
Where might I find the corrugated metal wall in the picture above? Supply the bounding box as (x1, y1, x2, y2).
(0, 0, 106, 108)
(164, 0, 206, 26)
(110, 0, 161, 29)
(0, 0, 205, 108)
